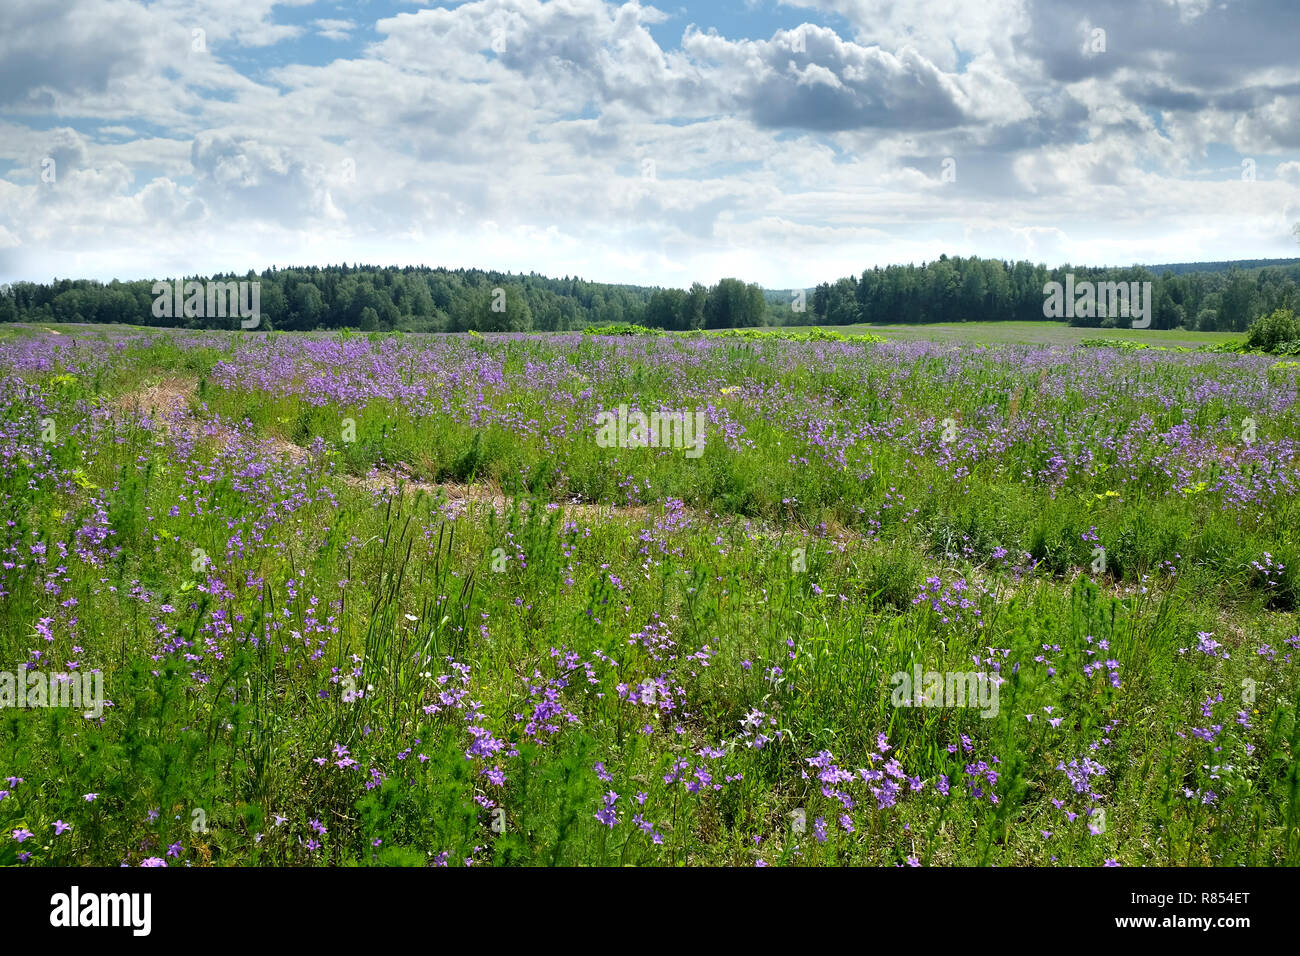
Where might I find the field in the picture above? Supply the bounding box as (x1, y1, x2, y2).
(2, 322, 1298, 867)
(829, 321, 1244, 347)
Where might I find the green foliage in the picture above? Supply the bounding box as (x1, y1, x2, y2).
(2, 326, 1298, 868)
(7, 256, 1300, 335)
(1079, 337, 1247, 354)
(582, 323, 664, 336)
(1245, 308, 1300, 353)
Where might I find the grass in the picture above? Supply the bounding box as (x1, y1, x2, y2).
(825, 320, 1242, 348)
(0, 323, 1296, 867)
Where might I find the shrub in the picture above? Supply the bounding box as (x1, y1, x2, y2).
(581, 323, 663, 336)
(1245, 308, 1300, 353)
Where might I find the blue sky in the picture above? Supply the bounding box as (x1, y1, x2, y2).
(1, 0, 1299, 287)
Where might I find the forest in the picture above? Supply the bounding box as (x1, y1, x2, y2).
(3, 256, 1299, 333)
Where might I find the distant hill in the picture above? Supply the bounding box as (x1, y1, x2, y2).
(770, 257, 1300, 300)
(1135, 257, 1300, 276)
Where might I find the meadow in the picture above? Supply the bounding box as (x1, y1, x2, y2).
(828, 320, 1244, 347)
(1, 322, 1298, 867)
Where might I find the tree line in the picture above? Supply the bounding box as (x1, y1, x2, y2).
(3, 257, 1299, 333)
(800, 256, 1300, 332)
(0, 265, 770, 333)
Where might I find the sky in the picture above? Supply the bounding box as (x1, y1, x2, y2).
(1, 0, 1299, 289)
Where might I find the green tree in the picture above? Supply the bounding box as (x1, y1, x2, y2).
(290, 282, 325, 329)
(1245, 308, 1300, 352)
(645, 288, 687, 329)
(469, 285, 532, 332)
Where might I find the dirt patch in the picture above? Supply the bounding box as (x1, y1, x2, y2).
(115, 378, 197, 417)
(342, 471, 503, 507)
(340, 469, 649, 523)
(114, 377, 310, 467)
(112, 379, 638, 518)
(261, 434, 312, 467)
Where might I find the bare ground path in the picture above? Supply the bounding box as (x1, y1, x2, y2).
(112, 376, 648, 523)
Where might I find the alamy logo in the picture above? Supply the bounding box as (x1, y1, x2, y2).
(1042, 274, 1152, 328)
(890, 665, 999, 717)
(595, 404, 706, 458)
(1, 668, 103, 718)
(151, 279, 261, 329)
(50, 887, 151, 936)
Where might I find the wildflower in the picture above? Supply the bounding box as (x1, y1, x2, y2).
(595, 791, 619, 828)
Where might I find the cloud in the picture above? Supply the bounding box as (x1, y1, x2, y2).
(0, 0, 158, 110)
(313, 19, 355, 42)
(189, 132, 348, 223)
(0, 0, 1299, 287)
(779, 0, 1032, 69)
(682, 26, 982, 131)
(1277, 161, 1300, 185)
